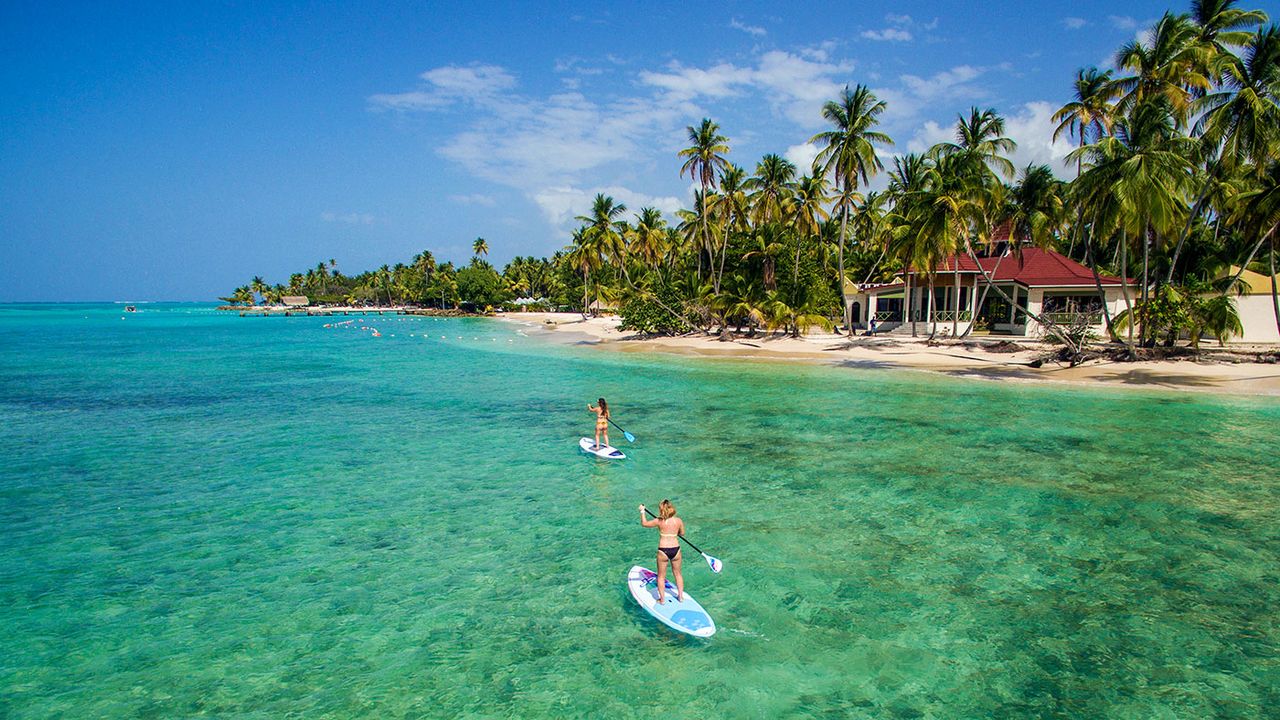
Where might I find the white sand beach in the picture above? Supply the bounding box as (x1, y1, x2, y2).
(502, 312, 1280, 397)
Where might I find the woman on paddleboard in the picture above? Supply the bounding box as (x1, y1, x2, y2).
(588, 397, 610, 450)
(639, 500, 684, 603)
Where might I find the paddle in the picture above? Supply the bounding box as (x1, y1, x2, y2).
(643, 507, 723, 573)
(608, 417, 636, 443)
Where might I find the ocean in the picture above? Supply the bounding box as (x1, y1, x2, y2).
(1, 303, 1277, 718)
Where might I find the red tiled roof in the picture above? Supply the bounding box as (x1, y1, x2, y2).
(906, 248, 1131, 287)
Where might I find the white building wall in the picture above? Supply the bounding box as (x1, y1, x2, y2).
(1237, 295, 1280, 343)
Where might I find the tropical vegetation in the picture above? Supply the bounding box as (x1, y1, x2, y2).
(225, 1, 1280, 351)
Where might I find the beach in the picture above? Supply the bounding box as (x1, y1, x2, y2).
(504, 312, 1280, 397)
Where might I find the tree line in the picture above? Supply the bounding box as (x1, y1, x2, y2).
(227, 1, 1280, 353)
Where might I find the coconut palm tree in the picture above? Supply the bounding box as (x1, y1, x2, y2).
(811, 84, 894, 337)
(628, 207, 668, 273)
(250, 276, 268, 305)
(1193, 0, 1270, 57)
(473, 237, 489, 258)
(1168, 26, 1280, 282)
(712, 165, 749, 293)
(1113, 12, 1212, 126)
(576, 194, 628, 274)
(678, 119, 731, 282)
(1070, 99, 1198, 346)
(790, 174, 831, 287)
(1054, 68, 1120, 258)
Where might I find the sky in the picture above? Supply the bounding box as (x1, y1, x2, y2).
(3, 0, 1277, 301)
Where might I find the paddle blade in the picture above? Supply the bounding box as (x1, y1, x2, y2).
(704, 554, 723, 573)
(623, 431, 636, 443)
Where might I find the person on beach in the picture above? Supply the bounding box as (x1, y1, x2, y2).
(639, 500, 685, 603)
(588, 397, 610, 449)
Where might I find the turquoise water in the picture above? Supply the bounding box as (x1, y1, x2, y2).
(1, 303, 1278, 718)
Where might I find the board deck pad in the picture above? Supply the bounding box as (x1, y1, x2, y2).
(580, 437, 625, 459)
(627, 565, 715, 637)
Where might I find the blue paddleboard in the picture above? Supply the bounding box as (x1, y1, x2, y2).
(627, 565, 715, 637)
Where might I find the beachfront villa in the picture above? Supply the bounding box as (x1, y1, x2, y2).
(847, 242, 1136, 339)
(1217, 266, 1280, 343)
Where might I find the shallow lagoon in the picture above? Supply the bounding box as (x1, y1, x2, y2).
(1, 304, 1277, 718)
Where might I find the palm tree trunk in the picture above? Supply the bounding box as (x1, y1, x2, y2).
(716, 219, 730, 294)
(906, 272, 915, 336)
(1271, 243, 1279, 340)
(1166, 180, 1214, 286)
(1225, 226, 1275, 292)
(1083, 212, 1122, 346)
(838, 205, 851, 338)
(961, 245, 1008, 339)
(582, 267, 589, 318)
(963, 244, 1082, 354)
(952, 262, 960, 337)
(1140, 228, 1151, 347)
(1120, 233, 1134, 348)
(926, 277, 936, 340)
(793, 230, 803, 289)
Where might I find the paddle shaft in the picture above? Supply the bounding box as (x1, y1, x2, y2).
(643, 507, 709, 557)
(607, 417, 634, 440)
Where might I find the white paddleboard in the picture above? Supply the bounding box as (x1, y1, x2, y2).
(580, 437, 625, 459)
(627, 565, 715, 638)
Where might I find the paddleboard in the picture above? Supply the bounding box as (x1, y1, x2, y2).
(627, 565, 716, 638)
(580, 437, 625, 459)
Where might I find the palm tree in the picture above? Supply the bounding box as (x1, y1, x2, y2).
(712, 165, 749, 293)
(678, 119, 731, 282)
(743, 224, 787, 291)
(1070, 99, 1198, 346)
(250, 276, 268, 305)
(811, 84, 894, 337)
(790, 174, 831, 287)
(1113, 13, 1212, 126)
(576, 194, 628, 273)
(1193, 0, 1270, 57)
(628, 207, 668, 273)
(1228, 159, 1280, 335)
(1169, 26, 1280, 282)
(566, 227, 605, 315)
(473, 237, 489, 258)
(1054, 68, 1119, 261)
(377, 265, 394, 306)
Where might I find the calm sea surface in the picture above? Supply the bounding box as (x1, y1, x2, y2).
(1, 303, 1277, 718)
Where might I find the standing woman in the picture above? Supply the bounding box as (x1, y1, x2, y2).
(639, 500, 685, 603)
(587, 397, 610, 449)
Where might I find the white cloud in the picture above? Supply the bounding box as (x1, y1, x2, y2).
(368, 64, 516, 110)
(729, 18, 767, 37)
(861, 28, 913, 42)
(1062, 17, 1087, 29)
(531, 186, 683, 228)
(886, 13, 912, 25)
(321, 212, 375, 225)
(640, 51, 852, 128)
(783, 142, 820, 173)
(639, 61, 755, 100)
(1002, 101, 1078, 177)
(874, 64, 998, 129)
(448, 193, 497, 206)
(1109, 15, 1139, 30)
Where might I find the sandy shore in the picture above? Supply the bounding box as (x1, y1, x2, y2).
(501, 312, 1280, 397)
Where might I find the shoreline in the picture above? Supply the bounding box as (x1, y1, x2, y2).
(502, 312, 1280, 398)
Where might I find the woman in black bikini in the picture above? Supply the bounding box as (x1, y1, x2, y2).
(639, 499, 685, 603)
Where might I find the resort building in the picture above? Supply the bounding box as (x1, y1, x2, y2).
(282, 295, 309, 307)
(848, 246, 1136, 338)
(1217, 266, 1280, 343)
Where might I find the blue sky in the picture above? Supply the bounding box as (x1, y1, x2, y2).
(3, 0, 1276, 301)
